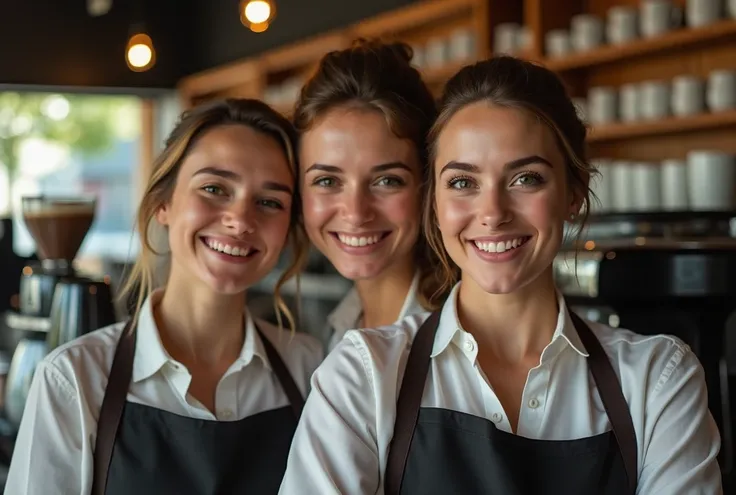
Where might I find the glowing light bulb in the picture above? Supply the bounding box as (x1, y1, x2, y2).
(244, 0, 271, 24)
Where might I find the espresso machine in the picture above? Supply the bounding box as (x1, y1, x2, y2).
(554, 210, 736, 490)
(2, 195, 117, 429)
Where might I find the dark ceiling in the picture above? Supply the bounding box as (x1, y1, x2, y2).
(0, 0, 419, 90)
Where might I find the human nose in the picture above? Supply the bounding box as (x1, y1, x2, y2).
(222, 200, 256, 235)
(479, 187, 512, 228)
(340, 188, 375, 226)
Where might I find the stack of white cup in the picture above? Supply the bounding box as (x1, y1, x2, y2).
(589, 152, 736, 213)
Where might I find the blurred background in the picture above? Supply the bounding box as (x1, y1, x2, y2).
(1, 0, 736, 491)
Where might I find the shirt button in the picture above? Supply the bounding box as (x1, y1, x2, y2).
(464, 339, 475, 352)
(219, 409, 233, 419)
(491, 412, 503, 423)
(528, 398, 540, 409)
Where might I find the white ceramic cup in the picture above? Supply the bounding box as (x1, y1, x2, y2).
(640, 0, 682, 37)
(660, 159, 689, 211)
(571, 14, 605, 52)
(633, 162, 662, 211)
(545, 29, 572, 57)
(611, 161, 635, 212)
(672, 75, 706, 116)
(589, 86, 618, 124)
(607, 6, 639, 44)
(619, 83, 640, 122)
(494, 23, 521, 54)
(590, 159, 614, 212)
(707, 69, 736, 111)
(687, 150, 736, 211)
(640, 80, 671, 120)
(686, 0, 723, 27)
(449, 29, 476, 61)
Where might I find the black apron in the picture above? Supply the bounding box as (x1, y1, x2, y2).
(90, 319, 304, 495)
(385, 311, 638, 495)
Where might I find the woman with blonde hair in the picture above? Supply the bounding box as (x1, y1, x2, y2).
(6, 98, 323, 494)
(280, 57, 721, 494)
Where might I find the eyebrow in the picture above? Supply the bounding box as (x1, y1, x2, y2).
(193, 166, 293, 194)
(304, 161, 413, 174)
(439, 155, 553, 175)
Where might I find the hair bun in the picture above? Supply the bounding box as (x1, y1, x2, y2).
(349, 37, 414, 65)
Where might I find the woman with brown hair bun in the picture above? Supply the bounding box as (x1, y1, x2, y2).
(279, 56, 722, 494)
(6, 98, 323, 494)
(292, 39, 447, 352)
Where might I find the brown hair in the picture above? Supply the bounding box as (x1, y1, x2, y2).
(120, 98, 307, 332)
(423, 55, 595, 295)
(293, 38, 447, 309)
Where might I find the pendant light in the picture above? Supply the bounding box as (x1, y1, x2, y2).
(240, 0, 276, 33)
(126, 28, 156, 72)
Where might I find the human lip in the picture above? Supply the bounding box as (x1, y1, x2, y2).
(469, 235, 532, 254)
(200, 236, 258, 258)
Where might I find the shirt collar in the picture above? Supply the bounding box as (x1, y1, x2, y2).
(429, 283, 589, 359)
(132, 290, 268, 383)
(327, 272, 424, 333)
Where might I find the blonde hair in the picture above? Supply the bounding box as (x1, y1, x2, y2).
(423, 56, 596, 295)
(120, 98, 308, 332)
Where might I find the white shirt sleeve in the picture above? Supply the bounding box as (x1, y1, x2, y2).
(637, 346, 723, 494)
(280, 335, 381, 495)
(4, 360, 91, 495)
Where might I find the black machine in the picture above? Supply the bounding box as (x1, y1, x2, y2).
(555, 210, 736, 490)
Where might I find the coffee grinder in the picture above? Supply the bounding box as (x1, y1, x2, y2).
(3, 195, 117, 428)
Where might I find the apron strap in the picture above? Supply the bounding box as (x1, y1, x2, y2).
(92, 319, 136, 495)
(255, 326, 305, 418)
(385, 311, 441, 495)
(570, 311, 638, 494)
(385, 310, 638, 495)
(91, 319, 305, 495)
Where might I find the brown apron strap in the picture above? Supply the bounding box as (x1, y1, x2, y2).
(92, 319, 136, 495)
(570, 311, 638, 495)
(254, 325, 305, 418)
(385, 311, 441, 495)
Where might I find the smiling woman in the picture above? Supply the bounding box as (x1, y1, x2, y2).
(278, 57, 722, 495)
(5, 98, 323, 495)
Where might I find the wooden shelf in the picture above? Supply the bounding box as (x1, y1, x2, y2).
(588, 110, 736, 143)
(545, 19, 736, 72)
(350, 0, 478, 38)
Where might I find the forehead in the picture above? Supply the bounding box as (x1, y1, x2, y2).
(435, 102, 563, 169)
(182, 124, 292, 178)
(300, 107, 418, 172)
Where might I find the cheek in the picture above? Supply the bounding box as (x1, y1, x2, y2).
(514, 190, 566, 227)
(379, 190, 421, 226)
(301, 191, 333, 230)
(436, 194, 472, 234)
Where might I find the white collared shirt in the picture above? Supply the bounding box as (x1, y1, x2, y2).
(326, 273, 425, 351)
(280, 283, 723, 495)
(5, 290, 324, 495)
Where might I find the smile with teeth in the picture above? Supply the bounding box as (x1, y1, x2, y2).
(335, 233, 386, 247)
(473, 236, 530, 253)
(204, 238, 253, 257)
